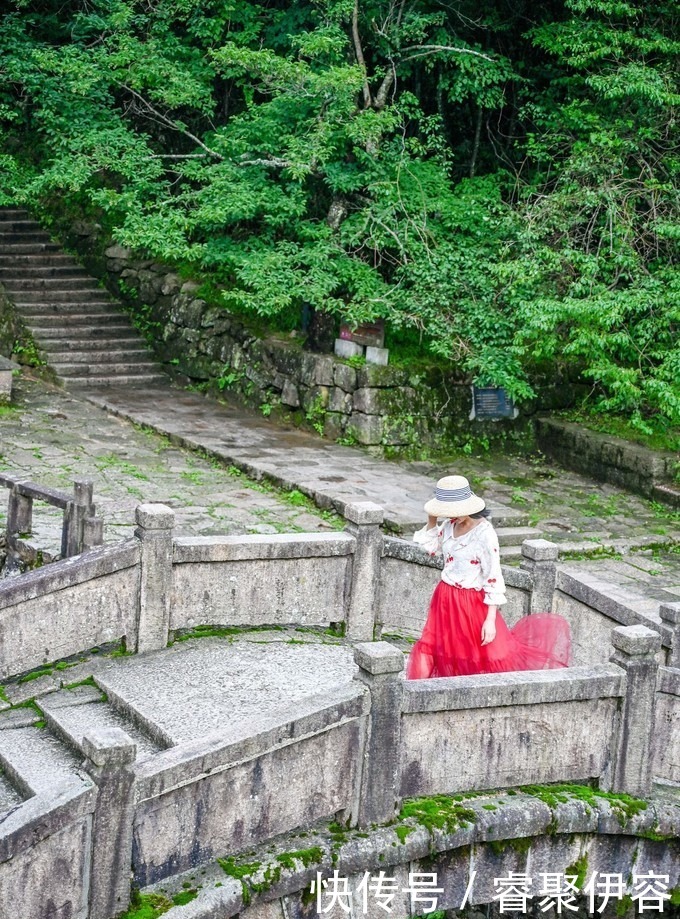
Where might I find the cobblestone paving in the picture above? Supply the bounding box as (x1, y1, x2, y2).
(0, 378, 336, 554)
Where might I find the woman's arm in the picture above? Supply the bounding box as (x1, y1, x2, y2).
(413, 516, 444, 556)
(481, 605, 497, 645)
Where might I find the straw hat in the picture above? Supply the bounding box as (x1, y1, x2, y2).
(424, 475, 485, 518)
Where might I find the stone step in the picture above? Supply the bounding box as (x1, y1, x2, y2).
(39, 685, 163, 763)
(0, 231, 54, 244)
(0, 242, 61, 254)
(32, 323, 137, 339)
(17, 308, 123, 322)
(10, 288, 109, 303)
(52, 360, 161, 377)
(0, 209, 30, 219)
(39, 334, 144, 351)
(494, 526, 542, 546)
(0, 772, 23, 813)
(0, 265, 89, 278)
(0, 713, 86, 798)
(652, 483, 680, 508)
(0, 253, 77, 266)
(65, 372, 169, 387)
(48, 349, 151, 364)
(1, 277, 98, 290)
(0, 219, 43, 233)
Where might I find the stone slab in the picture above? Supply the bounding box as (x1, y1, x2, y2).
(0, 723, 87, 798)
(39, 686, 163, 762)
(399, 696, 619, 797)
(94, 638, 357, 746)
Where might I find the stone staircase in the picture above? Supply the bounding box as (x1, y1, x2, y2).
(0, 680, 165, 816)
(0, 208, 167, 387)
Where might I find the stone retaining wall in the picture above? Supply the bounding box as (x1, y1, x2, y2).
(51, 222, 541, 450)
(0, 285, 20, 360)
(536, 418, 679, 505)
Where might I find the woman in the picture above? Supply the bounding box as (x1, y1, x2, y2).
(406, 475, 571, 679)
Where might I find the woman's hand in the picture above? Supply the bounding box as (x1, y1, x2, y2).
(481, 615, 497, 646)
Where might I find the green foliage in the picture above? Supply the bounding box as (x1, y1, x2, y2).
(0, 0, 678, 425)
(119, 892, 173, 919)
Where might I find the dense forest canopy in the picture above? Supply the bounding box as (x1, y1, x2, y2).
(0, 0, 678, 428)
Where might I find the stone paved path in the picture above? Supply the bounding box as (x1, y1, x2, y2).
(1, 374, 678, 602)
(86, 384, 528, 534)
(86, 381, 680, 544)
(0, 378, 336, 556)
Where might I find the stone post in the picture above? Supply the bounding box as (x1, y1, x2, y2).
(659, 602, 680, 669)
(135, 503, 175, 653)
(6, 485, 32, 540)
(520, 539, 559, 613)
(82, 514, 104, 551)
(83, 727, 137, 919)
(609, 624, 661, 797)
(354, 642, 404, 826)
(62, 479, 95, 557)
(344, 502, 384, 640)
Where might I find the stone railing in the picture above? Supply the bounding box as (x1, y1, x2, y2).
(0, 501, 542, 678)
(1, 498, 679, 679)
(1, 625, 668, 918)
(0, 473, 103, 569)
(1, 496, 678, 918)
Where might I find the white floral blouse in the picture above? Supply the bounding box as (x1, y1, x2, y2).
(413, 518, 507, 606)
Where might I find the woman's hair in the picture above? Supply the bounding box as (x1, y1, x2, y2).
(470, 507, 492, 519)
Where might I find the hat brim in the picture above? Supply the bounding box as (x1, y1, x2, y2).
(424, 495, 485, 518)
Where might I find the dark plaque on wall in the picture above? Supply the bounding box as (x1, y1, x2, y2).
(470, 386, 518, 420)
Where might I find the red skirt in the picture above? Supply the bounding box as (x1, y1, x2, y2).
(406, 581, 572, 679)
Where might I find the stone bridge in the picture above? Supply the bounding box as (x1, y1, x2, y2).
(0, 501, 677, 918)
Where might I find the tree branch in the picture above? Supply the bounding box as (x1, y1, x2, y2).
(118, 83, 224, 161)
(401, 44, 494, 64)
(352, 0, 373, 109)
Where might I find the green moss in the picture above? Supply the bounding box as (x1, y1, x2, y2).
(172, 889, 198, 906)
(394, 825, 415, 844)
(398, 794, 477, 833)
(118, 892, 173, 919)
(566, 853, 589, 889)
(616, 894, 634, 917)
(0, 685, 9, 704)
(276, 847, 323, 871)
(520, 783, 647, 826)
(64, 676, 97, 691)
(482, 804, 497, 811)
(637, 827, 675, 842)
(17, 666, 54, 685)
(218, 857, 262, 880)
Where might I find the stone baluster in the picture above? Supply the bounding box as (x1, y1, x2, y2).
(62, 478, 95, 557)
(6, 484, 32, 545)
(354, 642, 404, 826)
(520, 539, 559, 613)
(344, 501, 384, 640)
(609, 624, 661, 797)
(659, 601, 680, 669)
(83, 727, 137, 919)
(135, 503, 175, 652)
